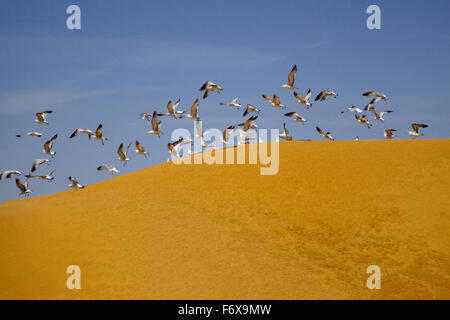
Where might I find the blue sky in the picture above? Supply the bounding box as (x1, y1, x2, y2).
(0, 0, 449, 202)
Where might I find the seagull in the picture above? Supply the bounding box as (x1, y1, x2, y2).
(68, 176, 84, 190)
(140, 113, 153, 122)
(355, 114, 372, 128)
(69, 128, 93, 140)
(221, 125, 235, 145)
(0, 170, 21, 180)
(194, 120, 215, 149)
(200, 81, 223, 99)
(340, 106, 363, 114)
(15, 178, 31, 196)
(281, 64, 298, 90)
(97, 165, 119, 175)
(238, 115, 258, 133)
(293, 89, 312, 108)
(372, 110, 393, 122)
(158, 99, 185, 119)
(147, 112, 164, 137)
(262, 94, 286, 109)
(117, 143, 132, 166)
(284, 112, 307, 123)
(182, 98, 201, 120)
(92, 124, 108, 145)
(134, 140, 149, 158)
(384, 129, 397, 139)
(408, 123, 428, 138)
(220, 97, 241, 109)
(43, 134, 58, 157)
(315, 90, 337, 102)
(362, 91, 388, 101)
(279, 123, 293, 141)
(31, 159, 50, 172)
(16, 132, 43, 138)
(25, 170, 55, 182)
(316, 126, 334, 141)
(34, 111, 53, 125)
(354, 136, 360, 141)
(168, 137, 188, 158)
(242, 104, 260, 117)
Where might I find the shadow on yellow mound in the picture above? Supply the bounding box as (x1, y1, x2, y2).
(0, 139, 449, 299)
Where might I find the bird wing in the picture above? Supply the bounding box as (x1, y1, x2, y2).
(96, 124, 103, 138)
(151, 112, 159, 131)
(44, 134, 58, 152)
(136, 141, 145, 153)
(69, 129, 80, 138)
(190, 99, 199, 117)
(36, 112, 44, 122)
(272, 95, 281, 105)
(287, 64, 297, 86)
(262, 94, 272, 102)
(316, 126, 325, 136)
(16, 178, 26, 192)
(305, 89, 312, 101)
(124, 143, 132, 156)
(231, 97, 239, 104)
(315, 91, 325, 101)
(166, 100, 174, 114)
(200, 81, 212, 91)
(117, 144, 125, 160)
(362, 91, 378, 97)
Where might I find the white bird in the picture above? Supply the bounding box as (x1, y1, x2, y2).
(68, 176, 84, 190)
(340, 106, 363, 114)
(140, 113, 153, 122)
(242, 104, 260, 117)
(43, 134, 58, 158)
(281, 64, 298, 90)
(384, 129, 397, 139)
(220, 97, 241, 109)
(25, 170, 55, 182)
(158, 99, 185, 119)
(134, 140, 149, 158)
(70, 128, 93, 140)
(315, 90, 337, 102)
(15, 178, 31, 196)
(92, 124, 108, 145)
(262, 94, 286, 109)
(167, 137, 192, 158)
(31, 159, 50, 172)
(220, 125, 235, 145)
(355, 114, 372, 128)
(238, 115, 258, 133)
(363, 91, 388, 101)
(97, 165, 119, 175)
(16, 132, 43, 138)
(182, 98, 201, 120)
(354, 136, 360, 141)
(408, 123, 428, 138)
(372, 110, 393, 122)
(279, 123, 293, 141)
(200, 81, 223, 99)
(34, 111, 53, 125)
(293, 89, 312, 108)
(117, 143, 132, 166)
(0, 170, 21, 180)
(284, 112, 307, 123)
(316, 126, 334, 141)
(147, 112, 164, 137)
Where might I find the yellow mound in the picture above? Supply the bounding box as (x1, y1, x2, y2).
(0, 140, 449, 299)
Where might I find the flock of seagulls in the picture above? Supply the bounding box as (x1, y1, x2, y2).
(1, 64, 429, 198)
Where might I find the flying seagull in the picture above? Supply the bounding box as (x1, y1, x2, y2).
(293, 89, 312, 108)
(221, 125, 235, 145)
(200, 81, 223, 99)
(315, 90, 337, 102)
(220, 97, 241, 109)
(70, 128, 93, 140)
(117, 143, 132, 166)
(316, 126, 334, 141)
(284, 112, 307, 123)
(16, 132, 43, 138)
(281, 64, 298, 90)
(182, 98, 200, 120)
(242, 104, 260, 117)
(0, 170, 21, 180)
(340, 106, 363, 114)
(262, 94, 286, 109)
(134, 140, 149, 158)
(279, 123, 293, 141)
(34, 111, 53, 125)
(355, 114, 372, 128)
(140, 113, 153, 122)
(158, 99, 185, 119)
(43, 134, 58, 158)
(68, 176, 84, 190)
(31, 159, 50, 172)
(92, 124, 108, 145)
(238, 115, 258, 133)
(25, 170, 55, 182)
(384, 129, 397, 139)
(362, 91, 388, 101)
(97, 165, 119, 175)
(147, 112, 164, 137)
(408, 123, 428, 138)
(15, 178, 31, 196)
(167, 137, 190, 158)
(372, 110, 393, 122)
